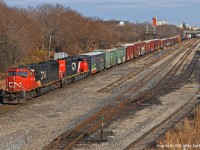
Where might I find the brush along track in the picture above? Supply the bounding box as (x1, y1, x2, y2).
(43, 40, 199, 150)
(98, 40, 193, 93)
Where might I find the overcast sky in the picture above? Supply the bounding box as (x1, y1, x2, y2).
(4, 0, 200, 27)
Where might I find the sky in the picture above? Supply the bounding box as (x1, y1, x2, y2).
(3, 0, 200, 27)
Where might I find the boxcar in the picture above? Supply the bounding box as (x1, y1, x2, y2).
(166, 38, 170, 46)
(145, 40, 155, 52)
(121, 44, 134, 61)
(79, 52, 105, 74)
(133, 42, 142, 57)
(158, 40, 161, 49)
(160, 39, 166, 48)
(170, 38, 174, 45)
(154, 39, 160, 50)
(115, 47, 126, 64)
(173, 36, 179, 44)
(140, 42, 146, 56)
(144, 40, 151, 53)
(94, 49, 117, 69)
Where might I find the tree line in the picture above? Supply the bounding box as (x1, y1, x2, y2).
(0, 1, 182, 74)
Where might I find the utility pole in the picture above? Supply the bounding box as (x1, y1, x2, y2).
(48, 35, 52, 59)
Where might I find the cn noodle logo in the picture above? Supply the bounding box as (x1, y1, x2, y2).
(72, 63, 77, 71)
(41, 71, 47, 80)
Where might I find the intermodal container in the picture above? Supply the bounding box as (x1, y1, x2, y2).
(94, 48, 117, 69)
(79, 52, 105, 74)
(115, 47, 126, 64)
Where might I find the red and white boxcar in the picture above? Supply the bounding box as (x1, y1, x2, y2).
(122, 44, 134, 61)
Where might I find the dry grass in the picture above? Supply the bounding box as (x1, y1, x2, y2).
(158, 108, 200, 149)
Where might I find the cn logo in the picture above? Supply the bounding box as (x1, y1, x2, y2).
(41, 71, 47, 80)
(72, 63, 76, 71)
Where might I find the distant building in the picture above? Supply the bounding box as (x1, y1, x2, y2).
(152, 17, 157, 27)
(179, 23, 189, 29)
(152, 17, 168, 26)
(104, 20, 126, 26)
(119, 21, 125, 26)
(178, 23, 199, 30)
(157, 20, 168, 26)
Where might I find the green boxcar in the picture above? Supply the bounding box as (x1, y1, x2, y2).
(94, 48, 117, 69)
(115, 47, 126, 64)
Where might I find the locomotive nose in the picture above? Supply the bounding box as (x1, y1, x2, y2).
(7, 76, 22, 92)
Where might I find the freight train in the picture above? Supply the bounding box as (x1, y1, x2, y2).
(2, 35, 181, 104)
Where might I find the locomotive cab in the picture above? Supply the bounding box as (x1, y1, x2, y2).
(4, 67, 37, 104)
(6, 67, 36, 92)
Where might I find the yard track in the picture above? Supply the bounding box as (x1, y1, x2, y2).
(98, 40, 193, 93)
(43, 39, 199, 150)
(125, 97, 200, 150)
(125, 42, 200, 150)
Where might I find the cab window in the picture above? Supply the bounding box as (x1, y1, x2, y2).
(7, 71, 17, 76)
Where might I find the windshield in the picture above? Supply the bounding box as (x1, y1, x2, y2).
(18, 71, 28, 78)
(7, 71, 17, 76)
(7, 71, 28, 78)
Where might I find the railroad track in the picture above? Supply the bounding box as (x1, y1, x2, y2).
(125, 94, 200, 150)
(151, 40, 200, 94)
(98, 40, 193, 93)
(43, 40, 199, 150)
(114, 39, 198, 101)
(124, 42, 200, 150)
